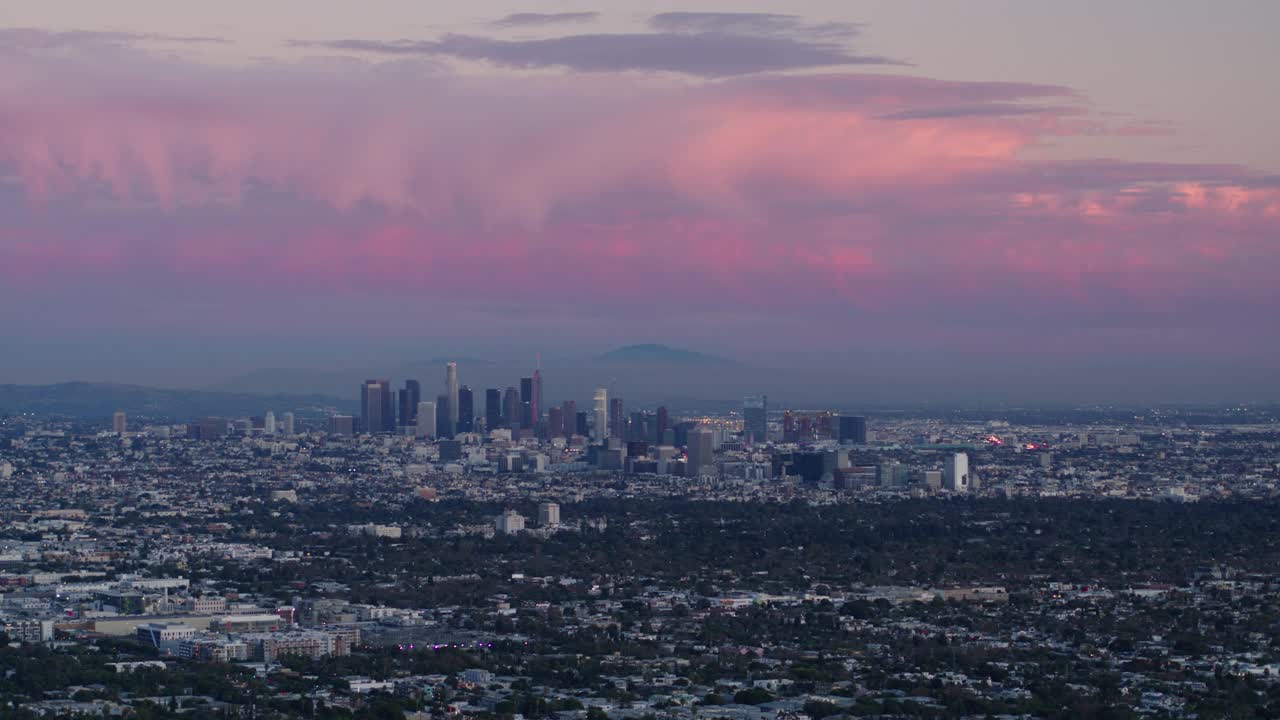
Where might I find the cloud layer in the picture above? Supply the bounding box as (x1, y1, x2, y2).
(649, 12, 860, 39)
(491, 12, 600, 28)
(1, 27, 1277, 367)
(311, 30, 899, 77)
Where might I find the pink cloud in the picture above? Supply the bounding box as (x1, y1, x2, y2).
(0, 39, 1080, 227)
(1174, 182, 1280, 215)
(0, 35, 1276, 360)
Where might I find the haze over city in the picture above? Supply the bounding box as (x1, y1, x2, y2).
(2, 2, 1278, 403)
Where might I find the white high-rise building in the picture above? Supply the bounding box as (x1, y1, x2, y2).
(112, 411, 127, 434)
(445, 362, 459, 430)
(264, 411, 276, 434)
(281, 412, 295, 435)
(687, 426, 715, 476)
(944, 452, 969, 492)
(416, 401, 436, 439)
(592, 388, 608, 441)
(538, 502, 560, 527)
(496, 510, 525, 535)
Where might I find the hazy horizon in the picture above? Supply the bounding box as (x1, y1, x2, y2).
(3, 343, 1277, 409)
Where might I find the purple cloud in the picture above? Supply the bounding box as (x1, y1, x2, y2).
(881, 103, 1065, 120)
(0, 27, 225, 51)
(649, 12, 860, 39)
(313, 31, 901, 76)
(491, 12, 600, 28)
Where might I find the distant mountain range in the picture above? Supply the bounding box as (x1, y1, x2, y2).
(0, 382, 351, 420)
(203, 345, 744, 400)
(595, 344, 739, 366)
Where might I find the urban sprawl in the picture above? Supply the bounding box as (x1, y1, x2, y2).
(2, 363, 1280, 719)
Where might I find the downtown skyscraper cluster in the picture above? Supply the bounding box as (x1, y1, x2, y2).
(347, 361, 696, 448)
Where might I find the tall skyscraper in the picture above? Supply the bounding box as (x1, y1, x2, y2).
(609, 398, 624, 440)
(281, 412, 295, 435)
(629, 411, 647, 442)
(593, 388, 608, 441)
(112, 411, 127, 434)
(548, 406, 564, 437)
(458, 386, 474, 433)
(361, 379, 393, 434)
(416, 401, 436, 438)
(561, 400, 576, 436)
(503, 386, 519, 428)
(838, 415, 868, 444)
(532, 368, 543, 426)
(656, 406, 669, 443)
(264, 411, 276, 435)
(944, 452, 969, 492)
(673, 420, 697, 448)
(485, 388, 502, 430)
(445, 362, 459, 431)
(436, 395, 451, 439)
(399, 379, 421, 427)
(519, 377, 534, 429)
(743, 395, 767, 443)
(687, 426, 714, 476)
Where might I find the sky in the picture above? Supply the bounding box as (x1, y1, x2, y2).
(2, 2, 1278, 400)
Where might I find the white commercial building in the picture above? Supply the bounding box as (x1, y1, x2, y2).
(347, 523, 402, 539)
(944, 452, 969, 492)
(496, 510, 525, 535)
(687, 427, 715, 476)
(593, 388, 608, 441)
(416, 401, 436, 439)
(185, 595, 228, 615)
(446, 362, 459, 430)
(210, 614, 284, 633)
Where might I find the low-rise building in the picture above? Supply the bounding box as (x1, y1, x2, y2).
(210, 614, 283, 633)
(178, 636, 250, 662)
(2, 618, 55, 643)
(241, 630, 350, 661)
(136, 622, 198, 653)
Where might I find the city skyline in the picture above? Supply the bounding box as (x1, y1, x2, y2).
(2, 4, 1278, 401)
